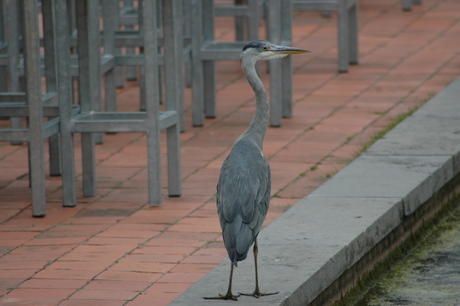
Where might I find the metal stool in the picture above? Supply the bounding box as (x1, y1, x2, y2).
(190, 0, 295, 127)
(0, 0, 77, 216)
(109, 0, 189, 132)
(292, 0, 359, 72)
(70, 0, 182, 205)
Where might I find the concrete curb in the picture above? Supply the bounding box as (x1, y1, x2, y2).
(171, 77, 460, 305)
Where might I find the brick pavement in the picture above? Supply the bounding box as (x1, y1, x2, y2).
(1, 0, 459, 304)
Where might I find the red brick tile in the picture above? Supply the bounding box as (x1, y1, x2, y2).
(58, 251, 123, 263)
(24, 237, 86, 246)
(0, 278, 25, 290)
(95, 229, 159, 239)
(0, 209, 21, 223)
(70, 288, 138, 301)
(4, 288, 75, 300)
(46, 261, 110, 271)
(110, 259, 175, 274)
(4, 245, 75, 262)
(95, 189, 149, 203)
(106, 223, 168, 232)
(62, 216, 125, 225)
(84, 237, 147, 246)
(72, 244, 135, 253)
(127, 209, 189, 224)
(0, 269, 39, 279)
(171, 216, 220, 230)
(19, 279, 86, 289)
(32, 269, 100, 280)
(131, 245, 196, 256)
(169, 263, 216, 274)
(96, 271, 162, 283)
(60, 300, 125, 306)
(157, 231, 220, 242)
(83, 280, 150, 292)
(157, 272, 206, 283)
(0, 297, 63, 305)
(0, 261, 48, 270)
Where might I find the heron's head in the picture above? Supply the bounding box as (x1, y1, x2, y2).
(241, 40, 310, 63)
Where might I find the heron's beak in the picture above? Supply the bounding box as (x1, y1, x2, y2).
(273, 45, 311, 54)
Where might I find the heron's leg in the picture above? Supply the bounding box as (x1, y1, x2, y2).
(240, 238, 279, 298)
(203, 262, 239, 300)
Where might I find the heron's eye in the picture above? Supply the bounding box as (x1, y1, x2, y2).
(262, 46, 269, 51)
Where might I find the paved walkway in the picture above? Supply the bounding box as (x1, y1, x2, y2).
(1, 0, 459, 305)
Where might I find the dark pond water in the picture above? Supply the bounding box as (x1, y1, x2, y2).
(355, 201, 460, 306)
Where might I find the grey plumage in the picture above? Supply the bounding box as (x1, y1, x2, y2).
(206, 40, 309, 301)
(217, 136, 271, 266)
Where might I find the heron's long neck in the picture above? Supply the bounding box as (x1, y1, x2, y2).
(241, 58, 269, 149)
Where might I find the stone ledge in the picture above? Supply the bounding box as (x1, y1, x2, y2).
(171, 77, 460, 305)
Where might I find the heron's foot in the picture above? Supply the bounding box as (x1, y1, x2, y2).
(203, 293, 240, 301)
(239, 290, 279, 298)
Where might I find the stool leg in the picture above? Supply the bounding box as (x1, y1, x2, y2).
(281, 0, 293, 118)
(266, 0, 282, 127)
(349, 3, 359, 65)
(76, 0, 101, 197)
(203, 0, 216, 119)
(191, 0, 204, 127)
(22, 0, 47, 217)
(204, 61, 216, 119)
(337, 0, 350, 72)
(42, 0, 62, 176)
(143, 0, 162, 205)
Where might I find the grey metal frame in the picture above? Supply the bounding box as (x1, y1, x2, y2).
(107, 1, 189, 132)
(292, 0, 359, 72)
(0, 0, 183, 215)
(401, 0, 421, 11)
(190, 0, 294, 127)
(70, 0, 182, 205)
(0, 0, 77, 217)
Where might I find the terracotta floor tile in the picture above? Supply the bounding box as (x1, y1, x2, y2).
(126, 209, 188, 224)
(3, 288, 74, 300)
(105, 223, 168, 232)
(94, 229, 158, 239)
(59, 300, 125, 306)
(169, 263, 216, 274)
(4, 245, 75, 261)
(58, 252, 123, 263)
(32, 269, 100, 280)
(181, 248, 228, 265)
(83, 280, 150, 292)
(157, 272, 206, 283)
(0, 278, 24, 292)
(96, 271, 162, 283)
(131, 245, 196, 256)
(143, 237, 208, 248)
(69, 288, 138, 301)
(166, 218, 221, 234)
(0, 297, 63, 305)
(23, 237, 86, 246)
(0, 261, 48, 270)
(46, 261, 109, 271)
(110, 258, 175, 274)
(66, 244, 134, 254)
(61, 216, 124, 225)
(19, 279, 86, 289)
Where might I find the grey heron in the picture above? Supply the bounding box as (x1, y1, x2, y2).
(205, 40, 310, 301)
